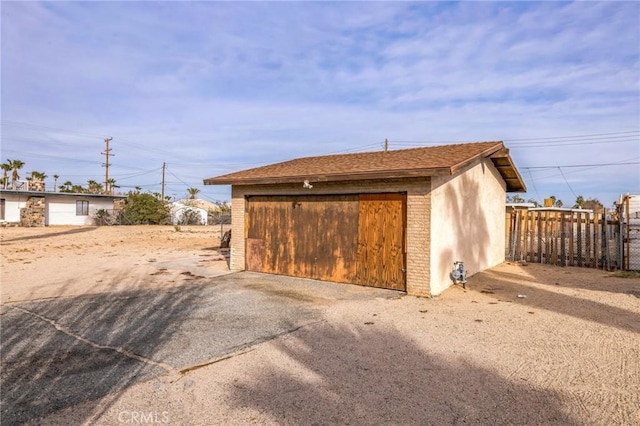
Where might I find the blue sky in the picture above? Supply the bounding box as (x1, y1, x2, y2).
(2, 1, 639, 207)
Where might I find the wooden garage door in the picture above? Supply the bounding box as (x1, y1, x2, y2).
(246, 193, 406, 291)
(356, 193, 406, 290)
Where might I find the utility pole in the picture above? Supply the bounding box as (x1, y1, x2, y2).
(161, 162, 166, 200)
(384, 138, 389, 152)
(102, 137, 113, 194)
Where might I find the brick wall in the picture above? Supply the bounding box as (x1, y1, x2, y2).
(231, 177, 432, 296)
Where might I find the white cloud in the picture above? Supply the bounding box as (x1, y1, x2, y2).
(1, 1, 638, 205)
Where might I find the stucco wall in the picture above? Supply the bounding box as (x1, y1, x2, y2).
(46, 196, 117, 226)
(0, 194, 27, 222)
(429, 159, 507, 295)
(231, 177, 432, 296)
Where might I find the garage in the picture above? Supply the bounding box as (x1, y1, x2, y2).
(245, 193, 406, 290)
(204, 141, 527, 296)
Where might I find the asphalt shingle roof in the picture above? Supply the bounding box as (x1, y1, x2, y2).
(204, 141, 526, 192)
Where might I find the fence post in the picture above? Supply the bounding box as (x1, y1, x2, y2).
(592, 212, 598, 268)
(520, 209, 527, 260)
(522, 211, 531, 262)
(584, 212, 591, 266)
(528, 211, 535, 263)
(552, 211, 559, 265)
(569, 214, 575, 266)
(577, 212, 583, 267)
(560, 213, 567, 266)
(625, 196, 630, 270)
(537, 211, 543, 263)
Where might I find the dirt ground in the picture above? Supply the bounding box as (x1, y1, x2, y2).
(0, 225, 231, 304)
(1, 225, 639, 425)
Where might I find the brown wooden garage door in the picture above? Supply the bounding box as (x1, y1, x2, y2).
(245, 193, 406, 291)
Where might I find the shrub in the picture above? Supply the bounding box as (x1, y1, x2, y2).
(119, 192, 170, 225)
(178, 208, 203, 225)
(93, 209, 112, 226)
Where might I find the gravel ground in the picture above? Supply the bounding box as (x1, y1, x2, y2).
(2, 226, 639, 425)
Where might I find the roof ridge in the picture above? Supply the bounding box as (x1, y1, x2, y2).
(203, 140, 525, 191)
(279, 140, 504, 164)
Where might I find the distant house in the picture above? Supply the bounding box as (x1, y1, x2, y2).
(204, 141, 526, 297)
(170, 200, 208, 225)
(0, 190, 126, 227)
(506, 202, 536, 212)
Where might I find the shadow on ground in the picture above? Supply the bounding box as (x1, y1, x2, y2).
(0, 226, 98, 243)
(0, 285, 205, 425)
(487, 264, 640, 295)
(1, 272, 393, 425)
(470, 268, 640, 334)
(228, 323, 578, 425)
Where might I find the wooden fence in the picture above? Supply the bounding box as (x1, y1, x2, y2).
(505, 209, 622, 270)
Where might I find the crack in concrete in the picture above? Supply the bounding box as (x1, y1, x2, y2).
(6, 307, 326, 386)
(178, 347, 255, 375)
(7, 305, 178, 375)
(177, 320, 326, 376)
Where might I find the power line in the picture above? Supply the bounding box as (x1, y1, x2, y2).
(1, 120, 191, 160)
(558, 167, 577, 198)
(381, 130, 640, 148)
(114, 167, 164, 181)
(504, 130, 639, 142)
(527, 169, 541, 201)
(165, 166, 194, 189)
(324, 142, 383, 155)
(1, 120, 110, 138)
(508, 138, 638, 148)
(522, 160, 640, 169)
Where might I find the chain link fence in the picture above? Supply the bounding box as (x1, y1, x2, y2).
(624, 222, 640, 271)
(620, 195, 640, 271)
(93, 208, 231, 227)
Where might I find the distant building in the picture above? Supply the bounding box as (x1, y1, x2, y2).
(0, 189, 126, 227)
(170, 200, 208, 225)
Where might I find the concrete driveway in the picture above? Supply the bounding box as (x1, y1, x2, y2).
(1, 272, 398, 425)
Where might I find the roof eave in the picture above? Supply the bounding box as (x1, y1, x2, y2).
(447, 142, 526, 192)
(489, 148, 527, 193)
(204, 167, 453, 186)
(448, 142, 505, 174)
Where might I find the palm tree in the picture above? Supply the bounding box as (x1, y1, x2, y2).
(87, 180, 103, 194)
(53, 174, 59, 192)
(71, 184, 86, 193)
(187, 187, 200, 200)
(106, 178, 117, 194)
(9, 159, 25, 189)
(29, 171, 48, 191)
(60, 181, 73, 192)
(1, 161, 11, 189)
